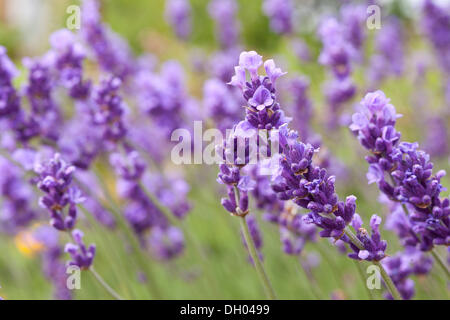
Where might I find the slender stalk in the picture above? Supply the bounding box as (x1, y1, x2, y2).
(86, 170, 162, 299)
(296, 258, 323, 299)
(239, 216, 277, 300)
(353, 260, 376, 300)
(431, 249, 450, 279)
(344, 227, 402, 300)
(89, 267, 124, 300)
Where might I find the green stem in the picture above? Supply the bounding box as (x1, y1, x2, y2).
(89, 267, 124, 300)
(239, 216, 277, 300)
(296, 258, 322, 299)
(353, 260, 376, 300)
(344, 227, 402, 300)
(431, 249, 450, 279)
(84, 171, 162, 299)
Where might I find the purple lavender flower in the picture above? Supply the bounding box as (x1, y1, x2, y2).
(287, 76, 313, 141)
(0, 46, 21, 119)
(208, 0, 240, 49)
(271, 124, 387, 262)
(229, 51, 289, 131)
(110, 151, 146, 181)
(148, 226, 184, 260)
(350, 90, 450, 251)
(23, 56, 61, 142)
(241, 214, 263, 262)
(367, 17, 405, 88)
(34, 153, 85, 231)
(65, 229, 96, 269)
(91, 76, 127, 142)
(422, 0, 450, 74)
(203, 78, 242, 132)
(318, 17, 354, 79)
(423, 115, 449, 158)
(49, 29, 91, 100)
(80, 0, 136, 79)
(33, 225, 72, 300)
(348, 214, 387, 261)
(262, 0, 294, 35)
(0, 156, 37, 233)
(165, 0, 192, 41)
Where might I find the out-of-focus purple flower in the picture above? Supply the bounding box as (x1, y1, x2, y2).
(142, 172, 192, 220)
(33, 225, 72, 300)
(422, 0, 450, 74)
(49, 29, 91, 100)
(34, 153, 85, 231)
(23, 56, 61, 142)
(0, 46, 21, 120)
(148, 226, 184, 260)
(241, 214, 263, 262)
(209, 0, 240, 49)
(165, 0, 192, 41)
(382, 253, 415, 300)
(65, 229, 96, 269)
(323, 77, 356, 129)
(262, 0, 294, 35)
(287, 76, 312, 140)
(340, 4, 366, 58)
(134, 61, 192, 136)
(81, 0, 136, 79)
(318, 17, 354, 79)
(290, 39, 311, 62)
(0, 156, 38, 233)
(110, 151, 146, 181)
(367, 17, 405, 88)
(203, 78, 242, 132)
(209, 49, 240, 83)
(91, 76, 127, 142)
(423, 115, 449, 158)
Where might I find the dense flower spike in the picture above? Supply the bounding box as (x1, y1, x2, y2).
(49, 29, 91, 100)
(23, 57, 61, 142)
(0, 156, 37, 233)
(80, 0, 136, 79)
(165, 0, 192, 41)
(350, 90, 450, 251)
(367, 17, 405, 88)
(348, 214, 387, 261)
(65, 229, 96, 269)
(0, 46, 21, 121)
(262, 0, 293, 35)
(91, 76, 127, 142)
(208, 0, 240, 49)
(229, 51, 288, 131)
(34, 153, 84, 231)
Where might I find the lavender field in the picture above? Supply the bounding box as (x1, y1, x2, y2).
(0, 0, 449, 300)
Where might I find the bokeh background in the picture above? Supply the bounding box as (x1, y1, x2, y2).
(0, 0, 449, 299)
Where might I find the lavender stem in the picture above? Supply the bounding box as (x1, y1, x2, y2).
(89, 267, 124, 300)
(430, 249, 450, 279)
(239, 215, 277, 300)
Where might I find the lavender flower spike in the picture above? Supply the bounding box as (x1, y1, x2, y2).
(65, 229, 96, 269)
(34, 153, 85, 231)
(165, 0, 192, 41)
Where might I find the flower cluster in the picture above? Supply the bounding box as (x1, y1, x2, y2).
(350, 90, 450, 251)
(208, 0, 240, 49)
(165, 0, 192, 41)
(262, 0, 293, 35)
(34, 153, 85, 231)
(271, 124, 386, 262)
(65, 229, 96, 269)
(229, 51, 288, 131)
